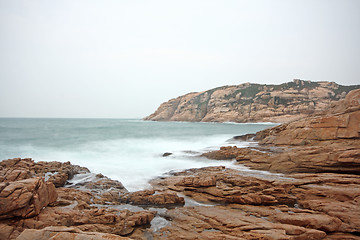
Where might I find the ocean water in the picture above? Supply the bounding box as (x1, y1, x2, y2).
(0, 118, 276, 191)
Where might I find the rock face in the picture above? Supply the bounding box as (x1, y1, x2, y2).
(203, 89, 360, 175)
(256, 88, 360, 145)
(0, 178, 57, 219)
(144, 79, 360, 123)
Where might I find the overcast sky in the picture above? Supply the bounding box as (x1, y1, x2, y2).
(0, 0, 359, 118)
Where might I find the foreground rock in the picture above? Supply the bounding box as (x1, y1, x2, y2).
(150, 166, 360, 239)
(119, 189, 185, 206)
(0, 158, 156, 239)
(158, 206, 327, 239)
(0, 158, 90, 187)
(16, 226, 131, 240)
(0, 178, 57, 219)
(145, 79, 360, 123)
(0, 185, 155, 239)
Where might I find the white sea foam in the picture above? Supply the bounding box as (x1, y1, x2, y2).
(0, 119, 277, 191)
(30, 135, 244, 191)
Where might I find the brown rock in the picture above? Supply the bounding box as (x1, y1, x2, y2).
(202, 146, 268, 162)
(155, 167, 297, 206)
(0, 169, 32, 182)
(201, 91, 360, 175)
(2, 201, 156, 239)
(291, 173, 360, 233)
(0, 223, 14, 240)
(325, 233, 360, 239)
(257, 89, 360, 145)
(0, 177, 57, 219)
(119, 189, 185, 206)
(0, 158, 91, 187)
(151, 166, 360, 238)
(16, 226, 131, 240)
(144, 80, 360, 123)
(67, 174, 128, 204)
(153, 206, 327, 240)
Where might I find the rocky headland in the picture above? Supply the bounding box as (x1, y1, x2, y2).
(144, 79, 360, 123)
(1, 89, 360, 239)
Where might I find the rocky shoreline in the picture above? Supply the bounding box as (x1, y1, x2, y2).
(144, 79, 360, 123)
(1, 89, 360, 239)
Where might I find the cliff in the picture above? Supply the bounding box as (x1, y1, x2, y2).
(145, 79, 360, 123)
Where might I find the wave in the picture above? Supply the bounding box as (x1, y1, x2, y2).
(0, 119, 274, 191)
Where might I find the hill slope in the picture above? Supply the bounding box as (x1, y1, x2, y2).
(144, 79, 360, 123)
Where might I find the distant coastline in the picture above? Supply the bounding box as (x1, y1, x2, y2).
(144, 79, 360, 123)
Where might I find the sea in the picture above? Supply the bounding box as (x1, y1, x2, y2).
(0, 118, 277, 191)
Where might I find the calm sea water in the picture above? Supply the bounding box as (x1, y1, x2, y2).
(0, 118, 276, 191)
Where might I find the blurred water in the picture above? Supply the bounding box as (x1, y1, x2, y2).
(0, 118, 276, 191)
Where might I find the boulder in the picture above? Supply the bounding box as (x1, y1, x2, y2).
(0, 158, 90, 187)
(0, 177, 57, 219)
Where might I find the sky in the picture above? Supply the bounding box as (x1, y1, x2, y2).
(0, 0, 359, 118)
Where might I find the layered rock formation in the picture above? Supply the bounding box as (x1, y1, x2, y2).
(202, 89, 360, 174)
(150, 166, 360, 239)
(0, 159, 156, 239)
(179, 89, 360, 239)
(145, 79, 360, 123)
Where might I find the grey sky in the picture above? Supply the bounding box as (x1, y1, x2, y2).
(0, 0, 359, 118)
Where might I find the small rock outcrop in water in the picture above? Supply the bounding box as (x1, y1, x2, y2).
(162, 152, 172, 157)
(144, 79, 360, 123)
